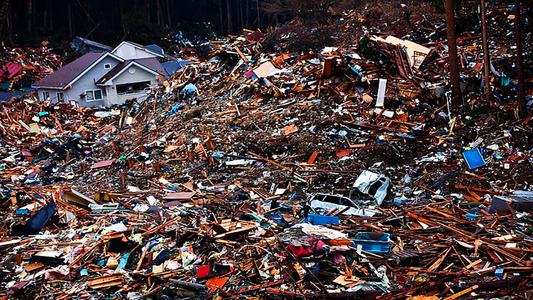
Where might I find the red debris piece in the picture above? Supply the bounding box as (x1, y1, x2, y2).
(90, 160, 115, 169)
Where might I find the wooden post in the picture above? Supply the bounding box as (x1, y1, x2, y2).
(514, 1, 526, 116)
(445, 0, 462, 110)
(480, 0, 491, 98)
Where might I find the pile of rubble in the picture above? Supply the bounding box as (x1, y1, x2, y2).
(0, 4, 531, 299)
(0, 43, 63, 100)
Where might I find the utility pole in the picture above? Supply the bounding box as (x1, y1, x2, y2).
(480, 0, 491, 98)
(514, 1, 525, 116)
(445, 0, 462, 110)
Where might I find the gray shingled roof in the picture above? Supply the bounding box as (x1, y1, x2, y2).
(34, 52, 105, 89)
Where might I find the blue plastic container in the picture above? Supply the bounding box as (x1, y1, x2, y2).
(306, 214, 340, 225)
(353, 232, 391, 254)
(462, 148, 486, 170)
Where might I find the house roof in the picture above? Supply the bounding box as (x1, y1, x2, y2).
(144, 44, 165, 56)
(34, 52, 105, 89)
(135, 57, 167, 75)
(96, 57, 167, 85)
(112, 41, 166, 58)
(72, 36, 112, 52)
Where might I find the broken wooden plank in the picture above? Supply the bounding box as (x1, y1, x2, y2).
(87, 274, 124, 289)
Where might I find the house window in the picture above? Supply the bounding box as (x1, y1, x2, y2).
(104, 63, 111, 69)
(117, 81, 150, 95)
(43, 91, 50, 99)
(94, 90, 102, 100)
(85, 89, 104, 101)
(85, 91, 94, 101)
(57, 92, 64, 101)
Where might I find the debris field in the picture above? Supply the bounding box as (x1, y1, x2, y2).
(0, 4, 531, 299)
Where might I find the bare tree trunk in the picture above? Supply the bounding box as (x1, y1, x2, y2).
(445, 0, 462, 110)
(120, 0, 125, 35)
(480, 0, 491, 98)
(27, 0, 32, 33)
(145, 1, 151, 23)
(166, 0, 172, 26)
(68, 3, 73, 37)
(240, 0, 244, 30)
(257, 0, 261, 28)
(514, 1, 525, 116)
(49, 1, 53, 31)
(43, 6, 47, 29)
(219, 0, 224, 32)
(226, 0, 233, 33)
(156, 0, 162, 26)
(0, 0, 11, 45)
(245, 0, 249, 27)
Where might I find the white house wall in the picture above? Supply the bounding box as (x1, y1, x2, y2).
(105, 85, 120, 106)
(112, 43, 157, 60)
(63, 56, 121, 107)
(38, 88, 62, 102)
(112, 65, 157, 85)
(110, 64, 157, 104)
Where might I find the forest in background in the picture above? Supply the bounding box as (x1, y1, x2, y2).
(0, 0, 301, 47)
(1, 0, 453, 47)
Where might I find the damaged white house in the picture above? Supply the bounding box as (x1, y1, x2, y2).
(34, 41, 170, 107)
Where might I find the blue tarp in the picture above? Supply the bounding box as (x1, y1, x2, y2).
(24, 202, 57, 235)
(117, 252, 131, 270)
(167, 102, 184, 116)
(153, 249, 171, 265)
(0, 89, 33, 102)
(162, 60, 191, 76)
(0, 92, 13, 102)
(145, 44, 165, 56)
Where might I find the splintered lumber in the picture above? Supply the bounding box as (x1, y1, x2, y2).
(87, 274, 124, 289)
(444, 285, 479, 300)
